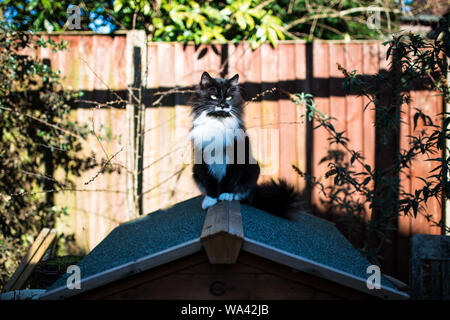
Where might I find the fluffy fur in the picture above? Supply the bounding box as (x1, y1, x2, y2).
(189, 71, 300, 218)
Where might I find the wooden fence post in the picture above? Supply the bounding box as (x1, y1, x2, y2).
(126, 30, 147, 219)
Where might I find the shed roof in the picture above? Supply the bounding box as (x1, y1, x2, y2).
(41, 196, 408, 299)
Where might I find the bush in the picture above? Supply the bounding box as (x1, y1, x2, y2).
(291, 17, 449, 264)
(0, 25, 100, 289)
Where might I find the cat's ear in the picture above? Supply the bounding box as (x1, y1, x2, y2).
(200, 72, 213, 87)
(229, 74, 239, 86)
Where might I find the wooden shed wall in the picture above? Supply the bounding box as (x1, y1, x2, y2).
(26, 33, 445, 282)
(74, 251, 371, 300)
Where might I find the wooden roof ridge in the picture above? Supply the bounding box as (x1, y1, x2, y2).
(200, 200, 244, 264)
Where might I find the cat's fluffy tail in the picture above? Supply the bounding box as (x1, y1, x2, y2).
(244, 179, 301, 219)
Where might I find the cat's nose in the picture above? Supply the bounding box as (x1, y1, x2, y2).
(220, 103, 227, 109)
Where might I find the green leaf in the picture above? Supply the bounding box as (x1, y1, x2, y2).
(267, 28, 278, 47)
(362, 177, 371, 186)
(236, 13, 247, 30)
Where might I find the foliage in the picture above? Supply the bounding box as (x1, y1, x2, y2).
(0, 25, 102, 289)
(291, 17, 449, 264)
(114, 0, 286, 48)
(1, 0, 414, 45)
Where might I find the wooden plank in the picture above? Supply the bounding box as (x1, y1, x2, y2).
(243, 43, 262, 130)
(112, 35, 127, 90)
(14, 229, 57, 290)
(442, 261, 449, 300)
(156, 43, 176, 209)
(294, 43, 308, 194)
(260, 43, 279, 181)
(228, 43, 246, 78)
(92, 38, 115, 237)
(343, 43, 365, 246)
(3, 229, 51, 292)
(311, 42, 330, 214)
(105, 108, 128, 226)
(329, 43, 346, 147)
(428, 91, 444, 233)
(362, 43, 378, 223)
(430, 260, 441, 299)
(173, 43, 197, 204)
(93, 35, 114, 90)
(207, 43, 222, 77)
(143, 44, 161, 213)
(200, 201, 244, 264)
(328, 42, 346, 222)
(410, 234, 450, 299)
(409, 90, 442, 235)
(243, 43, 263, 187)
(410, 235, 424, 299)
(78, 35, 95, 91)
(278, 43, 297, 187)
(345, 43, 364, 173)
(60, 35, 81, 88)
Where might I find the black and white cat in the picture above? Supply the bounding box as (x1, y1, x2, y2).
(189, 71, 300, 218)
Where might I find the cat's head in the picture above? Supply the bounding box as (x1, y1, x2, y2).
(190, 72, 244, 119)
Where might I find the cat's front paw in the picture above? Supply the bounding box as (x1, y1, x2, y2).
(202, 196, 218, 210)
(218, 193, 234, 201)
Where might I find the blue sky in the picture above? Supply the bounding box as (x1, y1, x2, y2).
(2, 1, 116, 33)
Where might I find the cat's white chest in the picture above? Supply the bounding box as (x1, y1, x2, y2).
(189, 112, 242, 148)
(190, 112, 243, 181)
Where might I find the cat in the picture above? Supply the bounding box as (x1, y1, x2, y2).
(189, 71, 300, 218)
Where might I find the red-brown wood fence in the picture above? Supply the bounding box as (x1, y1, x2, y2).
(25, 32, 445, 283)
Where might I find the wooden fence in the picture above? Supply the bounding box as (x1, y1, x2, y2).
(28, 32, 445, 282)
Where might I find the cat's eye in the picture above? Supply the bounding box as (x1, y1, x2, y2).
(226, 96, 232, 101)
(210, 95, 217, 100)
